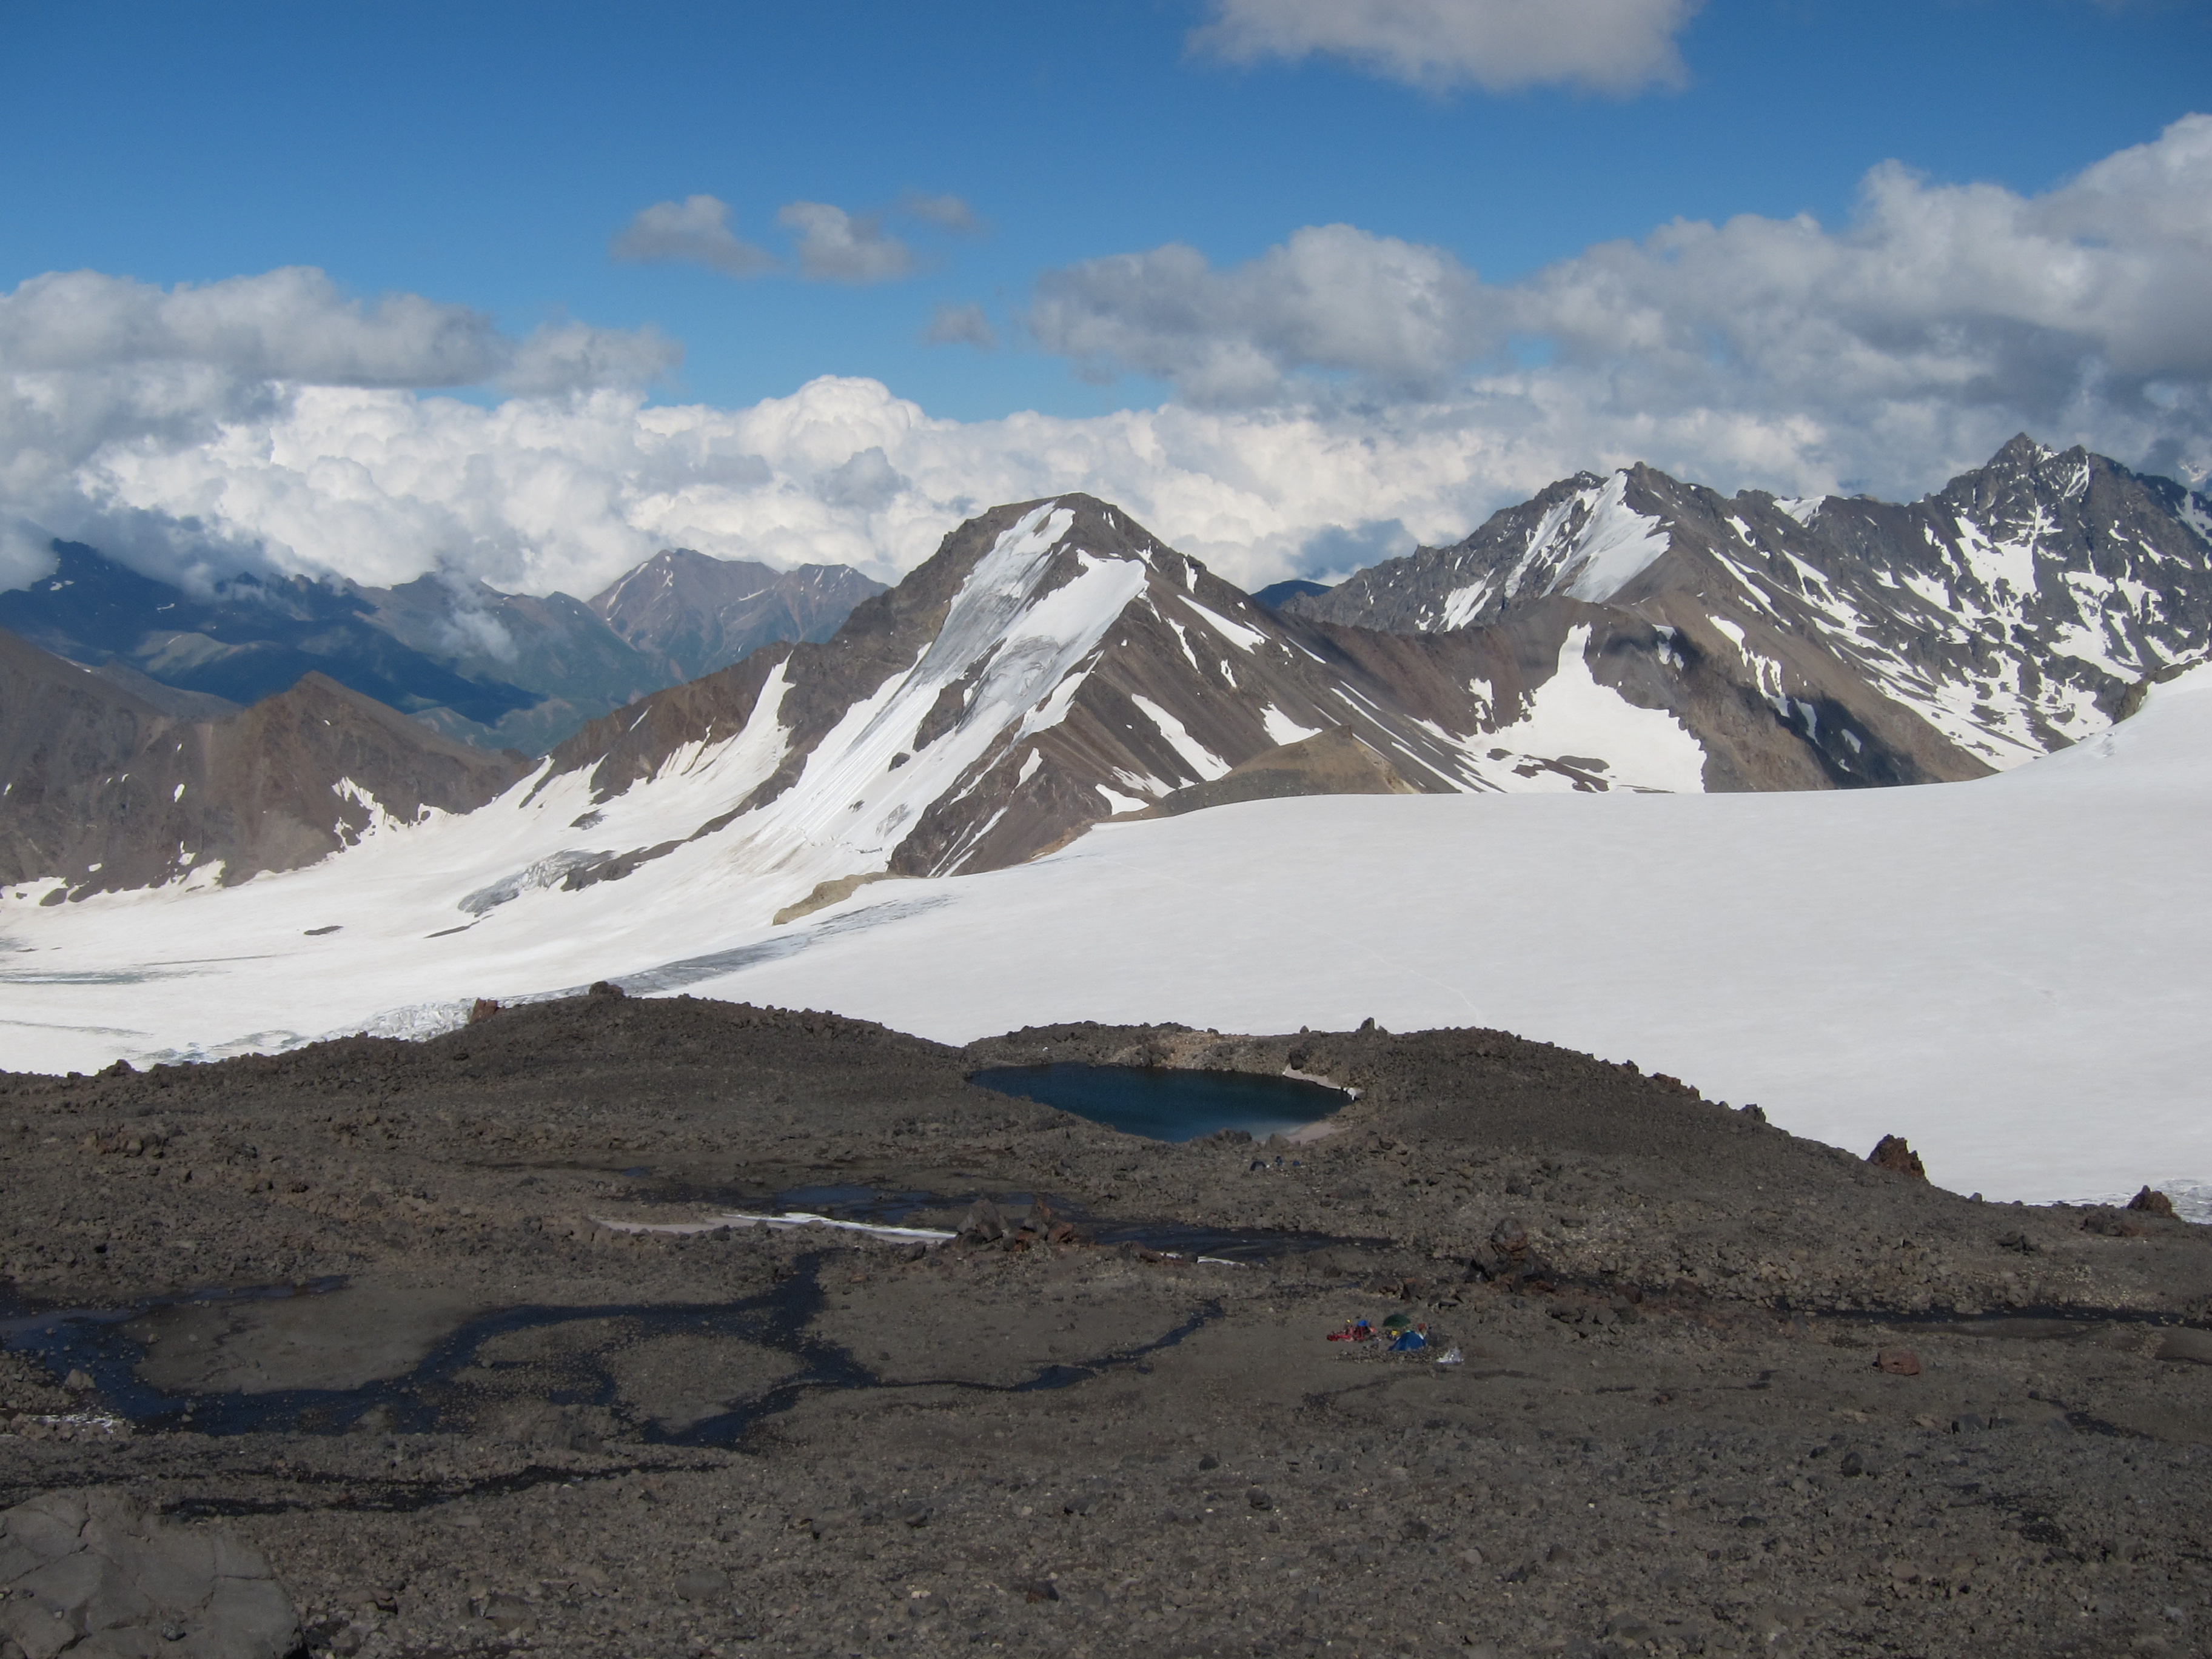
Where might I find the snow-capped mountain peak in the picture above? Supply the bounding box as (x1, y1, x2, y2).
(1290, 438, 2212, 774)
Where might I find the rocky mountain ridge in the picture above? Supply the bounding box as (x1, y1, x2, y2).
(1286, 435, 2212, 772)
(7, 438, 2208, 918)
(504, 491, 1987, 917)
(0, 628, 530, 897)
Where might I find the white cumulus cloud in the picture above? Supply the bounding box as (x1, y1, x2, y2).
(777, 203, 916, 284)
(2, 123, 2206, 613)
(611, 195, 779, 278)
(0, 268, 677, 590)
(5, 267, 511, 387)
(1024, 115, 2212, 490)
(1192, 0, 1704, 95)
(1031, 224, 1493, 405)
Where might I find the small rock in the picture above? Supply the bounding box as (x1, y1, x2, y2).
(2127, 1186, 2178, 1218)
(1875, 1348, 1923, 1376)
(1868, 1136, 1927, 1180)
(468, 997, 501, 1025)
(1016, 1578, 1059, 1603)
(62, 1369, 93, 1392)
(1247, 1487, 1273, 1510)
(901, 1504, 932, 1528)
(1196, 1453, 1219, 1471)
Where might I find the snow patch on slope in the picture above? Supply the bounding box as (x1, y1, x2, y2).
(1131, 695, 1231, 782)
(1469, 626, 1708, 794)
(1182, 598, 1267, 652)
(1557, 473, 1671, 603)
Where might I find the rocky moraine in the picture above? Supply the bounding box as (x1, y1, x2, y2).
(2, 991, 2209, 1658)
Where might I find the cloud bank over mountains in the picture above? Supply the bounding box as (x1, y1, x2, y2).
(1, 120, 2206, 603)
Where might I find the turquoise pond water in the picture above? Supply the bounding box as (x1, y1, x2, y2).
(967, 1062, 1347, 1143)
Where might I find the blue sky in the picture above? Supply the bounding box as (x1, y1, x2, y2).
(0, 0, 2207, 594)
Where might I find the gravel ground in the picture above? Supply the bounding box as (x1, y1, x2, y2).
(3, 990, 2210, 1658)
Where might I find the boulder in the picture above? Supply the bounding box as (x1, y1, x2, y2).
(1867, 1136, 1927, 1180)
(2126, 1186, 2178, 1218)
(0, 1490, 295, 1659)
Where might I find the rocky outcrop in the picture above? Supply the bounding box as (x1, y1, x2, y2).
(0, 629, 531, 897)
(0, 1490, 295, 1659)
(1867, 1135, 1928, 1180)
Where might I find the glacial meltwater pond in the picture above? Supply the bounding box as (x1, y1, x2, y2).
(968, 1063, 1347, 1142)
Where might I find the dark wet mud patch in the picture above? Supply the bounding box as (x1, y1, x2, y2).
(1, 1253, 1228, 1449)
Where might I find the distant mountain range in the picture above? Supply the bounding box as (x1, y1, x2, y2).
(0, 543, 885, 755)
(586, 548, 884, 686)
(0, 628, 529, 898)
(3, 436, 2207, 908)
(1285, 435, 2212, 773)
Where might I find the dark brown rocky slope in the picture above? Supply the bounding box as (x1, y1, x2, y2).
(0, 628, 531, 899)
(2, 996, 2208, 1657)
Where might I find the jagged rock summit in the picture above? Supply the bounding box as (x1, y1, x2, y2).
(1287, 436, 2212, 771)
